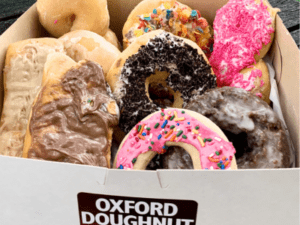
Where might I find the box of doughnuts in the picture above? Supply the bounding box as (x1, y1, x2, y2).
(0, 0, 299, 224)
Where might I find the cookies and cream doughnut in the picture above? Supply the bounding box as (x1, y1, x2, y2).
(22, 53, 119, 167)
(123, 0, 214, 57)
(209, 0, 279, 102)
(37, 0, 110, 37)
(103, 29, 122, 51)
(0, 38, 65, 157)
(107, 30, 216, 134)
(185, 87, 290, 169)
(114, 109, 237, 170)
(59, 30, 121, 77)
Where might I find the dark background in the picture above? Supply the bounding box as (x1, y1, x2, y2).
(0, 0, 299, 48)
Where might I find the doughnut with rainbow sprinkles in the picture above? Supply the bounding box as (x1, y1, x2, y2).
(114, 109, 237, 170)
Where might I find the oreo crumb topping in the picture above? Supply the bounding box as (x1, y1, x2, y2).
(119, 32, 216, 133)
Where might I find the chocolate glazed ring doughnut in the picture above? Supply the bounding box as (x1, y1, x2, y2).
(107, 30, 216, 134)
(185, 87, 290, 169)
(113, 109, 237, 170)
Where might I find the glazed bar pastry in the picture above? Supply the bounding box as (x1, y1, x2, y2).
(23, 53, 119, 167)
(0, 38, 65, 157)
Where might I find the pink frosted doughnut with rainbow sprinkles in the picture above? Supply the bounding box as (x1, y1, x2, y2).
(209, 0, 279, 104)
(113, 109, 237, 170)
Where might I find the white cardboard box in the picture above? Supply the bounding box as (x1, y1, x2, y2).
(0, 1, 299, 224)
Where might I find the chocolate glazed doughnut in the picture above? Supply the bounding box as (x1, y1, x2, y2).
(107, 30, 216, 134)
(184, 87, 290, 169)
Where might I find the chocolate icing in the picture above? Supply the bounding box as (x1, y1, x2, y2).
(119, 32, 216, 133)
(185, 87, 290, 169)
(27, 61, 118, 167)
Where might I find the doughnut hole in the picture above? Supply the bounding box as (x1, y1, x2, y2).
(145, 71, 184, 108)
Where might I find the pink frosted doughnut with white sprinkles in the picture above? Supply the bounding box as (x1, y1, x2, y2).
(209, 0, 279, 103)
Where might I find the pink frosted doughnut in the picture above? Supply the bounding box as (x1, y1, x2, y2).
(209, 0, 279, 103)
(113, 109, 237, 170)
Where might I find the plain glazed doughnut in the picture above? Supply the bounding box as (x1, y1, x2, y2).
(103, 29, 122, 51)
(59, 30, 121, 77)
(37, 0, 110, 37)
(107, 30, 216, 133)
(185, 87, 290, 169)
(209, 0, 279, 103)
(114, 109, 237, 170)
(22, 53, 119, 168)
(0, 38, 65, 157)
(123, 0, 214, 57)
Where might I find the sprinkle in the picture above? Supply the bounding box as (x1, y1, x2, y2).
(219, 150, 223, 154)
(182, 135, 187, 139)
(176, 130, 183, 137)
(210, 166, 214, 170)
(157, 134, 162, 140)
(170, 115, 175, 121)
(161, 112, 165, 116)
(174, 117, 185, 121)
(154, 123, 159, 128)
(192, 129, 199, 134)
(146, 127, 151, 131)
(164, 129, 173, 138)
(215, 137, 221, 142)
(203, 138, 207, 142)
(224, 161, 230, 167)
(148, 146, 152, 150)
(220, 160, 223, 164)
(208, 157, 220, 163)
(138, 125, 142, 132)
(138, 134, 145, 140)
(195, 126, 199, 130)
(196, 27, 203, 33)
(217, 163, 222, 168)
(170, 125, 175, 129)
(221, 165, 225, 170)
(164, 131, 167, 134)
(215, 151, 220, 156)
(139, 124, 145, 134)
(135, 137, 139, 142)
(151, 141, 154, 145)
(170, 134, 177, 142)
(209, 153, 214, 157)
(162, 145, 168, 149)
(222, 156, 226, 161)
(176, 123, 180, 126)
(161, 120, 168, 128)
(134, 29, 144, 37)
(132, 158, 137, 163)
(142, 132, 147, 136)
(160, 116, 164, 121)
(229, 156, 233, 160)
(164, 115, 169, 120)
(181, 110, 185, 114)
(168, 111, 171, 115)
(144, 16, 151, 21)
(191, 10, 197, 17)
(226, 158, 228, 161)
(187, 122, 190, 125)
(153, 9, 157, 14)
(197, 136, 205, 147)
(119, 165, 124, 169)
(54, 20, 58, 24)
(207, 138, 212, 142)
(174, 111, 178, 118)
(145, 27, 149, 32)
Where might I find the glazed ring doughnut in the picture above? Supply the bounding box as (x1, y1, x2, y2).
(114, 109, 237, 170)
(185, 87, 291, 169)
(209, 0, 279, 103)
(123, 0, 214, 57)
(59, 30, 121, 77)
(107, 30, 216, 134)
(37, 0, 110, 37)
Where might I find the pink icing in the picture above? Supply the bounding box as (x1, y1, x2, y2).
(116, 109, 236, 170)
(256, 93, 263, 98)
(209, 0, 273, 90)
